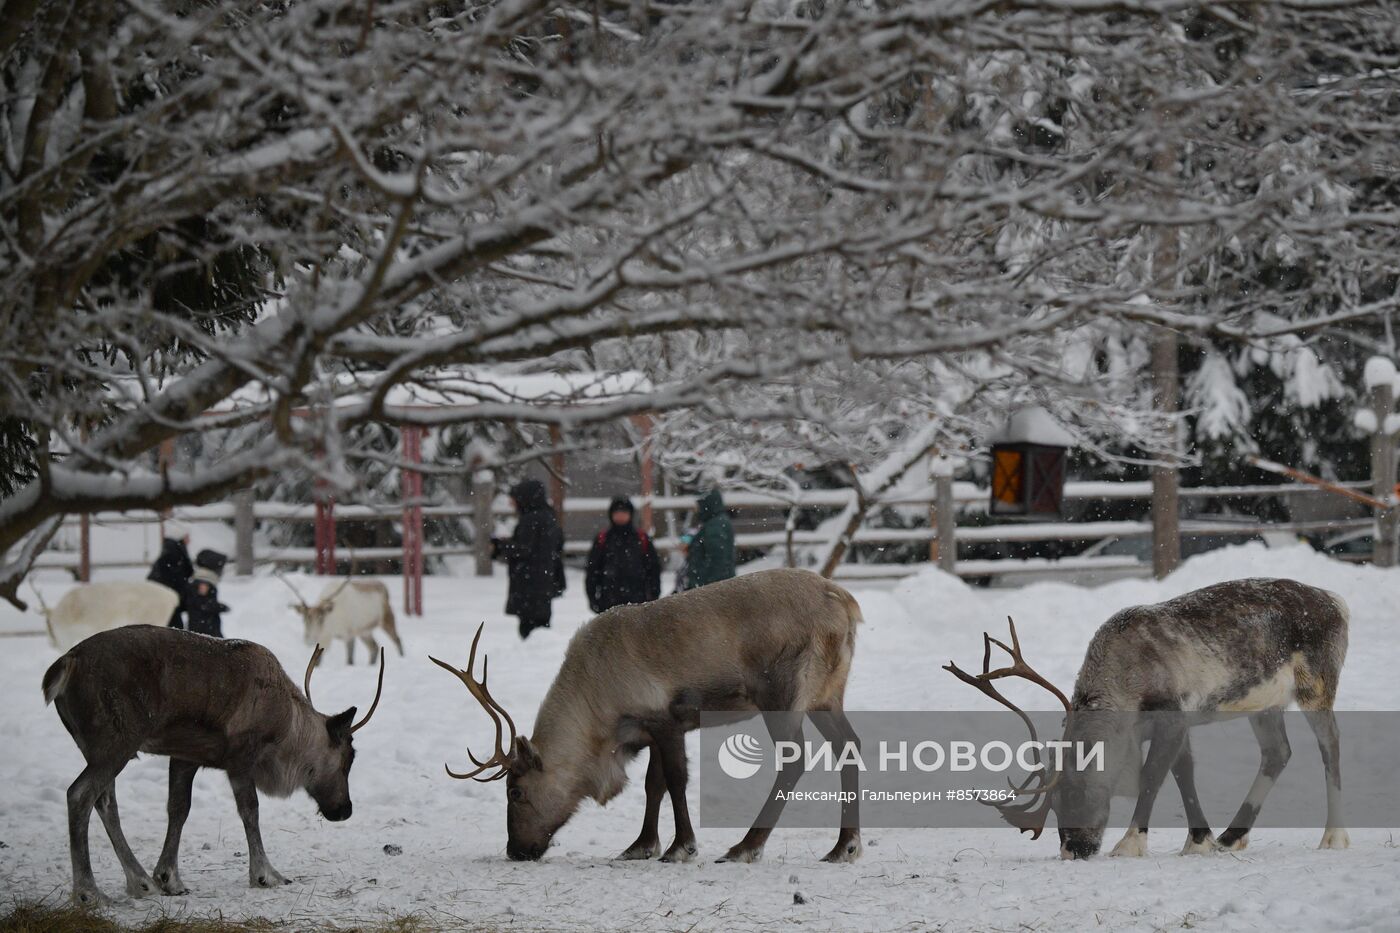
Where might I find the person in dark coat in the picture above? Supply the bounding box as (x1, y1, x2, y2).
(147, 522, 193, 628)
(685, 489, 736, 590)
(185, 549, 230, 638)
(492, 479, 566, 639)
(585, 496, 661, 613)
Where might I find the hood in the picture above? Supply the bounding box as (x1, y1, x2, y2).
(510, 479, 552, 513)
(159, 538, 189, 561)
(695, 489, 726, 522)
(608, 496, 635, 517)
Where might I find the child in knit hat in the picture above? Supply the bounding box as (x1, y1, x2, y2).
(185, 549, 230, 637)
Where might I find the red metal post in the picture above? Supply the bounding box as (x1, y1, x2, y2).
(547, 425, 567, 526)
(401, 425, 424, 616)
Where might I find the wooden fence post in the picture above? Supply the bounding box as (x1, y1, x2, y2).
(1370, 378, 1398, 567)
(934, 469, 957, 574)
(235, 489, 255, 575)
(472, 465, 494, 577)
(78, 514, 91, 582)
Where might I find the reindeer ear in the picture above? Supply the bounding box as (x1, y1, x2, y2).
(326, 707, 357, 741)
(513, 736, 543, 772)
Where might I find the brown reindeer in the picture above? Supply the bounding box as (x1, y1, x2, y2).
(43, 625, 384, 905)
(432, 569, 864, 864)
(946, 578, 1349, 859)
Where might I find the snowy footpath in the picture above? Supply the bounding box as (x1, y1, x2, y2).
(2, 543, 1398, 932)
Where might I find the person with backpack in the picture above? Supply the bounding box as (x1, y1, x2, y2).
(492, 479, 566, 639)
(585, 496, 661, 613)
(147, 520, 193, 628)
(685, 488, 736, 590)
(184, 549, 230, 638)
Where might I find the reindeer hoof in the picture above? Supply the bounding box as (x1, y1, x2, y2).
(73, 886, 118, 908)
(1109, 829, 1148, 857)
(616, 840, 660, 860)
(125, 875, 160, 898)
(716, 845, 762, 864)
(1217, 830, 1249, 851)
(660, 842, 698, 863)
(1319, 828, 1350, 850)
(820, 837, 863, 863)
(1180, 833, 1222, 855)
(251, 869, 290, 888)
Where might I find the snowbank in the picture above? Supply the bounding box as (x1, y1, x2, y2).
(1, 542, 1396, 931)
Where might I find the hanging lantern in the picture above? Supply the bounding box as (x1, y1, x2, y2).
(989, 407, 1074, 518)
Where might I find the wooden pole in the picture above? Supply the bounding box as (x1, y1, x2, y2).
(935, 471, 957, 574)
(234, 489, 255, 575)
(78, 513, 90, 582)
(547, 425, 567, 526)
(632, 414, 655, 533)
(1150, 326, 1181, 579)
(472, 464, 494, 577)
(1371, 381, 1399, 567)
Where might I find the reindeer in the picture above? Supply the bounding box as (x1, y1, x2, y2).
(30, 580, 180, 651)
(43, 625, 384, 905)
(945, 578, 1349, 860)
(432, 568, 864, 864)
(281, 575, 404, 664)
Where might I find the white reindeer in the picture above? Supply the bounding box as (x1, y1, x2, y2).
(280, 576, 404, 665)
(32, 581, 181, 651)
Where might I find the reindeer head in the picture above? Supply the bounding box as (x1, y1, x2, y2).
(432, 625, 577, 861)
(300, 643, 384, 821)
(280, 575, 348, 646)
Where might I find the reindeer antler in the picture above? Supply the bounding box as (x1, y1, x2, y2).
(277, 572, 311, 610)
(430, 623, 518, 782)
(302, 643, 385, 734)
(27, 579, 50, 615)
(943, 617, 1071, 839)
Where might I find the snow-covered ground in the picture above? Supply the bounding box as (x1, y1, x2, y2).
(2, 543, 1398, 931)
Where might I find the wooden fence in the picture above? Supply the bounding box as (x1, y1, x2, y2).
(35, 478, 1372, 585)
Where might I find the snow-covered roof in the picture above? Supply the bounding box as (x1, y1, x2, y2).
(989, 405, 1076, 447)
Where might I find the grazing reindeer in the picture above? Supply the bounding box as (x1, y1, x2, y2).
(281, 575, 404, 664)
(30, 580, 179, 651)
(946, 578, 1348, 860)
(43, 625, 384, 905)
(432, 569, 864, 864)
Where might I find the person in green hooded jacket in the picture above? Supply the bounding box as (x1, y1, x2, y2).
(684, 489, 736, 590)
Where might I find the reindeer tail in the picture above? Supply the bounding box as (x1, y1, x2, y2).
(42, 655, 74, 706)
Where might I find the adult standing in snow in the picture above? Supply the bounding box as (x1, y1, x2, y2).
(685, 489, 736, 590)
(585, 496, 661, 613)
(492, 478, 566, 639)
(147, 520, 193, 628)
(185, 549, 230, 637)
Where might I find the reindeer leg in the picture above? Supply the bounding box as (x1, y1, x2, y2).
(1303, 709, 1348, 849)
(1170, 736, 1219, 854)
(1111, 718, 1187, 857)
(94, 783, 159, 897)
(346, 637, 355, 666)
(229, 772, 290, 888)
(153, 759, 198, 894)
(810, 708, 862, 863)
(1217, 710, 1290, 851)
(68, 764, 119, 906)
(362, 635, 379, 664)
(718, 711, 805, 864)
(657, 730, 698, 863)
(617, 747, 664, 860)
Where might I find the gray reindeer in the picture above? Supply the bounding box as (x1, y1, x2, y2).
(44, 625, 384, 905)
(947, 578, 1348, 859)
(432, 568, 865, 864)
